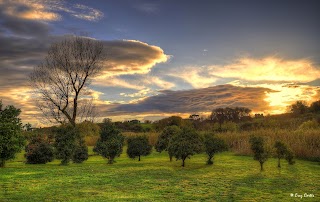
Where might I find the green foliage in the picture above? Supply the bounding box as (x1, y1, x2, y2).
(25, 135, 54, 164)
(0, 101, 25, 167)
(94, 121, 124, 164)
(167, 127, 203, 167)
(249, 136, 269, 171)
(54, 125, 88, 165)
(72, 143, 89, 163)
(285, 149, 295, 165)
(204, 133, 228, 164)
(127, 135, 152, 161)
(274, 141, 288, 168)
(154, 116, 183, 131)
(77, 121, 100, 137)
(155, 125, 181, 161)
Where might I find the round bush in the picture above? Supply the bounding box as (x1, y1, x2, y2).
(25, 136, 54, 164)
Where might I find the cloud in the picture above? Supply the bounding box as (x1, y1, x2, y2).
(169, 66, 218, 88)
(0, 0, 103, 22)
(210, 57, 320, 82)
(71, 4, 104, 21)
(107, 84, 274, 115)
(99, 40, 169, 76)
(229, 80, 320, 114)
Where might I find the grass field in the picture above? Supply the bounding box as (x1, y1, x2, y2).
(0, 147, 319, 202)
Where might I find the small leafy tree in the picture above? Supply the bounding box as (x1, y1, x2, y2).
(54, 125, 77, 165)
(285, 149, 295, 165)
(54, 124, 89, 165)
(249, 136, 269, 171)
(204, 133, 228, 165)
(0, 101, 25, 167)
(274, 141, 287, 168)
(25, 135, 54, 164)
(94, 121, 124, 164)
(155, 125, 181, 161)
(127, 136, 152, 161)
(167, 127, 203, 167)
(72, 140, 89, 163)
(274, 141, 295, 167)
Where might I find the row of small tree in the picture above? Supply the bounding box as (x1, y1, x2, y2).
(249, 136, 295, 171)
(25, 125, 89, 165)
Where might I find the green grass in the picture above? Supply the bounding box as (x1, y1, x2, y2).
(0, 148, 319, 202)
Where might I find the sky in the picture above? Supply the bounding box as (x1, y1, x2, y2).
(0, 0, 320, 126)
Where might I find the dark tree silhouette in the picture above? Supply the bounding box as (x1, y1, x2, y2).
(30, 37, 105, 126)
(289, 101, 308, 115)
(210, 107, 251, 130)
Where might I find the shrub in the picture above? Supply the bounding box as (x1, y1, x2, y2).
(204, 133, 228, 165)
(249, 136, 269, 171)
(155, 126, 181, 161)
(25, 135, 54, 164)
(72, 142, 88, 163)
(167, 127, 203, 167)
(94, 121, 124, 164)
(127, 135, 152, 161)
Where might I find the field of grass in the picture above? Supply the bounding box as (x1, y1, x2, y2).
(1, 147, 319, 202)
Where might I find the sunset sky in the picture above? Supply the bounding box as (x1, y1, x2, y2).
(0, 0, 320, 126)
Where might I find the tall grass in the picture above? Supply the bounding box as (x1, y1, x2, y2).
(216, 129, 320, 161)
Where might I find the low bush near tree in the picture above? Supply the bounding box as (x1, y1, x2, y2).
(25, 135, 54, 164)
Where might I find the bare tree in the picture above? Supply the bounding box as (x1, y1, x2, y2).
(30, 37, 105, 126)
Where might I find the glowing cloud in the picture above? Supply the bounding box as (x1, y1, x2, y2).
(211, 57, 320, 82)
(170, 67, 218, 88)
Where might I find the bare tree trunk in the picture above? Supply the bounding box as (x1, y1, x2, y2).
(0, 159, 5, 168)
(278, 158, 281, 168)
(182, 156, 186, 167)
(260, 162, 264, 171)
(138, 155, 141, 161)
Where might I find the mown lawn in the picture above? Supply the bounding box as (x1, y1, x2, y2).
(0, 148, 319, 202)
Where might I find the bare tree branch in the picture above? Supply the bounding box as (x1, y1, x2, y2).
(30, 37, 105, 126)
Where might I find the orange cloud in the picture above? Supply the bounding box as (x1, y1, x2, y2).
(211, 57, 320, 82)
